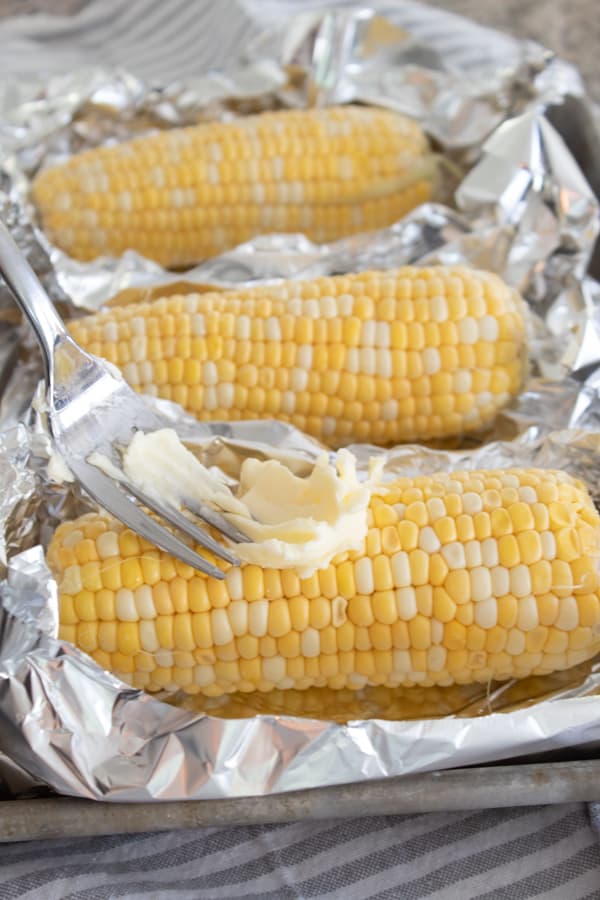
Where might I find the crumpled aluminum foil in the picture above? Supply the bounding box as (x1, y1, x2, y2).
(4, 401, 600, 800)
(1, 2, 600, 801)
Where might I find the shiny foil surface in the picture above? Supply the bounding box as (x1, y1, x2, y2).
(0, 1, 600, 801)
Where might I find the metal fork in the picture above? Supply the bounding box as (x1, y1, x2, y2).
(0, 220, 246, 579)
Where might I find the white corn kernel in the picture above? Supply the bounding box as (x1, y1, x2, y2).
(458, 317, 478, 343)
(304, 299, 320, 319)
(102, 322, 118, 342)
(211, 608, 233, 645)
(248, 600, 268, 637)
(96, 531, 119, 560)
(140, 620, 159, 653)
(338, 294, 354, 316)
(375, 322, 390, 348)
(301, 627, 320, 658)
(262, 655, 286, 683)
(361, 320, 376, 347)
(382, 399, 398, 421)
(359, 347, 376, 375)
(346, 349, 360, 374)
(541, 532, 557, 560)
(265, 317, 282, 340)
(517, 595, 539, 631)
(430, 296, 448, 322)
(462, 492, 483, 515)
(391, 551, 411, 587)
(319, 296, 337, 318)
(510, 565, 532, 598)
(426, 498, 446, 521)
(555, 596, 579, 631)
(130, 316, 146, 337)
(376, 349, 392, 378)
(203, 361, 218, 386)
(506, 629, 526, 656)
(291, 368, 308, 391)
(419, 526, 441, 553)
(491, 566, 510, 597)
(192, 313, 206, 336)
(228, 600, 248, 636)
(519, 486, 538, 504)
(217, 383, 234, 409)
(474, 597, 497, 628)
(355, 558, 374, 594)
(427, 645, 447, 671)
(392, 649, 412, 673)
(431, 619, 444, 644)
(464, 540, 482, 569)
(155, 650, 174, 668)
(422, 348, 441, 375)
(281, 391, 296, 414)
(204, 387, 217, 410)
(297, 345, 313, 368)
(471, 567, 492, 603)
(225, 568, 243, 601)
(135, 585, 156, 619)
(442, 542, 466, 570)
(481, 538, 499, 568)
(131, 337, 147, 362)
(454, 371, 472, 394)
(479, 316, 498, 341)
(116, 588, 138, 622)
(235, 316, 250, 340)
(396, 587, 417, 620)
(194, 664, 215, 686)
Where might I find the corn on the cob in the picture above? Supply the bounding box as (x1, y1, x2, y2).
(68, 266, 526, 445)
(32, 106, 435, 267)
(48, 467, 600, 696)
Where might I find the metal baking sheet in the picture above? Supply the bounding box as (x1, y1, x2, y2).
(2, 6, 600, 830)
(2, 759, 600, 843)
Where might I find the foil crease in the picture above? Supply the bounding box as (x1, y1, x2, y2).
(0, 1, 600, 801)
(4, 411, 600, 800)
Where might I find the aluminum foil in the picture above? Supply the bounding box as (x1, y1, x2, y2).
(4, 402, 600, 800)
(1, 1, 600, 801)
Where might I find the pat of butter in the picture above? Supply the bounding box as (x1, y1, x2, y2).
(120, 429, 385, 576)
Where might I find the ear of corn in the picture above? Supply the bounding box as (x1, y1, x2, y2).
(47, 467, 600, 696)
(68, 265, 526, 445)
(32, 105, 435, 267)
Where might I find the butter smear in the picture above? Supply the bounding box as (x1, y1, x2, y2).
(118, 428, 385, 576)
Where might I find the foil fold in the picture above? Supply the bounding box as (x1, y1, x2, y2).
(4, 413, 600, 800)
(0, 1, 600, 801)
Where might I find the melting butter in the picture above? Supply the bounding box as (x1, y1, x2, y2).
(119, 429, 385, 576)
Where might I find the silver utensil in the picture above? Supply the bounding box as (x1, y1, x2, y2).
(0, 220, 246, 579)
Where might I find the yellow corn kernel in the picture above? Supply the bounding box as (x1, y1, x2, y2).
(268, 599, 292, 637)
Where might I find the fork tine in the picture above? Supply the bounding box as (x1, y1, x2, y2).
(183, 497, 251, 544)
(66, 460, 226, 579)
(124, 482, 240, 565)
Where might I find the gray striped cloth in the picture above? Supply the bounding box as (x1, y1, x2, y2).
(1, 1, 600, 897)
(0, 807, 600, 899)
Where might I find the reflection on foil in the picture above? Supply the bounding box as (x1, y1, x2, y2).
(0, 3, 600, 801)
(3, 412, 600, 800)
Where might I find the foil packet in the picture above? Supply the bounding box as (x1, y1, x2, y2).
(1, 0, 600, 801)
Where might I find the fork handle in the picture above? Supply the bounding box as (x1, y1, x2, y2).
(0, 219, 69, 382)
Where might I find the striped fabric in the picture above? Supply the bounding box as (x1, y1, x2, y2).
(1, 1, 600, 897)
(1, 806, 600, 899)
(0, 0, 521, 84)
